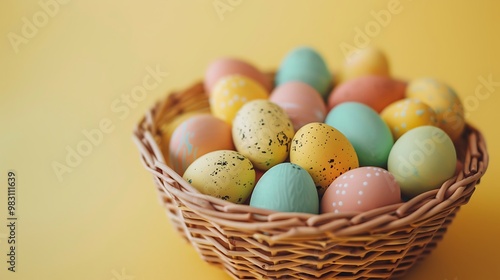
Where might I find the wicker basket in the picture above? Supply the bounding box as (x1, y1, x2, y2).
(133, 77, 489, 280)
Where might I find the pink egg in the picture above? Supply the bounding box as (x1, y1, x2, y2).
(269, 81, 327, 131)
(169, 114, 235, 175)
(204, 58, 271, 95)
(321, 167, 401, 214)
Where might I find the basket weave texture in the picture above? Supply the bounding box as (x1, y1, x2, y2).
(133, 79, 489, 280)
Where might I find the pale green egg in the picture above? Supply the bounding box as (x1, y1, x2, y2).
(388, 126, 457, 198)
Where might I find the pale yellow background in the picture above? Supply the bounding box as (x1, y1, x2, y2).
(1, 1, 499, 279)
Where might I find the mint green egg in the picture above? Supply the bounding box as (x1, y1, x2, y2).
(388, 126, 457, 198)
(249, 163, 319, 214)
(276, 47, 332, 99)
(325, 102, 394, 167)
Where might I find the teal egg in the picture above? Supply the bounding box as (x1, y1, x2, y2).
(249, 163, 319, 214)
(325, 102, 394, 167)
(388, 126, 457, 198)
(276, 47, 332, 99)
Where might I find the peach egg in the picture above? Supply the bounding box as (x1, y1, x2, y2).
(169, 114, 234, 175)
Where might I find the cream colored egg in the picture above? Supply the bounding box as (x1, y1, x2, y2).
(232, 100, 295, 170)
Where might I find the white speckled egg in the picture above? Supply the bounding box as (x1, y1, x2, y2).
(381, 98, 438, 140)
(183, 150, 255, 204)
(210, 75, 268, 124)
(321, 167, 401, 214)
(232, 100, 295, 170)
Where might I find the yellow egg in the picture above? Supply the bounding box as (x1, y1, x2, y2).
(183, 150, 255, 204)
(381, 98, 438, 140)
(210, 75, 268, 124)
(290, 123, 359, 196)
(339, 46, 390, 84)
(406, 78, 465, 141)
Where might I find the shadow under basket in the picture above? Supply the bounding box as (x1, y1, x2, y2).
(133, 81, 489, 280)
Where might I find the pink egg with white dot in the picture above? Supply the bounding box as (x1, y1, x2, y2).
(321, 166, 401, 214)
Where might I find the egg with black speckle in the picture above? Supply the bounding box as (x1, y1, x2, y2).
(232, 100, 295, 170)
(290, 122, 359, 196)
(183, 150, 255, 204)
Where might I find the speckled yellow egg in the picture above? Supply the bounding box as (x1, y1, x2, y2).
(290, 123, 359, 196)
(210, 75, 268, 124)
(183, 150, 255, 204)
(406, 78, 465, 141)
(381, 98, 438, 140)
(232, 100, 295, 170)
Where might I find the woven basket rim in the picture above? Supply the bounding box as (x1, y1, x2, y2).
(133, 78, 489, 241)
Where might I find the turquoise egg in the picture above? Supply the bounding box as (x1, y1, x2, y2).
(249, 163, 319, 214)
(325, 102, 394, 167)
(276, 47, 332, 99)
(388, 126, 457, 198)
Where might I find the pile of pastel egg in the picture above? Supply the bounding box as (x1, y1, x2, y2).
(166, 46, 464, 215)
